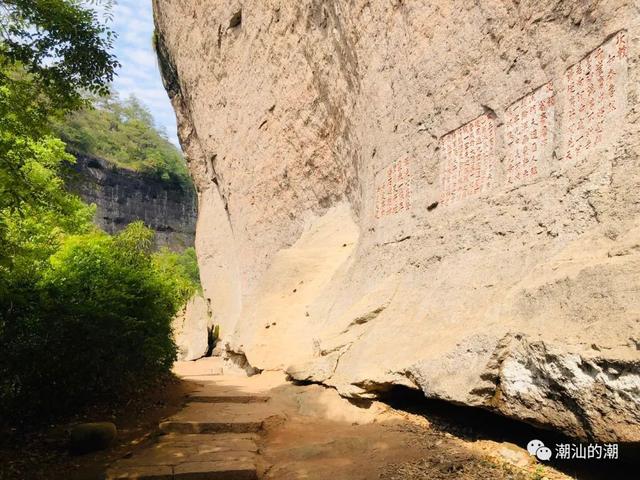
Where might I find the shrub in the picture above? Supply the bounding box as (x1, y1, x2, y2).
(0, 0, 196, 425)
(0, 223, 196, 421)
(153, 246, 202, 295)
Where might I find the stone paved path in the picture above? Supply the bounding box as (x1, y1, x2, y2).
(106, 359, 277, 480)
(105, 357, 572, 480)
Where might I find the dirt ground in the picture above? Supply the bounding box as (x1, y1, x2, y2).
(2, 360, 636, 480)
(257, 380, 638, 480)
(254, 380, 566, 480)
(0, 375, 196, 480)
(260, 413, 546, 480)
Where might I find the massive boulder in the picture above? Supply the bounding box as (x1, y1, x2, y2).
(153, 0, 640, 441)
(172, 294, 212, 361)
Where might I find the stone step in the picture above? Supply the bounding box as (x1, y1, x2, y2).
(106, 464, 173, 480)
(159, 420, 262, 434)
(174, 460, 257, 480)
(189, 394, 270, 404)
(159, 402, 276, 434)
(173, 358, 225, 378)
(106, 433, 259, 480)
(107, 459, 257, 480)
(189, 384, 271, 404)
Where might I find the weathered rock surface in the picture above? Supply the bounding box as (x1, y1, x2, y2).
(172, 294, 212, 361)
(153, 0, 640, 441)
(67, 154, 197, 249)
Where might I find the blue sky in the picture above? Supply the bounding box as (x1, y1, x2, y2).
(108, 0, 180, 147)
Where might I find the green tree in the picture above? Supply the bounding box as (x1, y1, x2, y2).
(54, 92, 191, 186)
(0, 64, 96, 296)
(0, 0, 118, 257)
(0, 0, 119, 109)
(3, 223, 196, 418)
(0, 1, 198, 422)
(154, 246, 202, 298)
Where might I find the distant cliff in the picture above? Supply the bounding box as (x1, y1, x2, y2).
(67, 154, 197, 250)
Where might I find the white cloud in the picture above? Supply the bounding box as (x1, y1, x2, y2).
(102, 0, 180, 147)
(123, 48, 158, 69)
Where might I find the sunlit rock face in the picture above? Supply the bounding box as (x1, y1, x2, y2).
(172, 295, 211, 361)
(153, 0, 640, 441)
(68, 154, 197, 250)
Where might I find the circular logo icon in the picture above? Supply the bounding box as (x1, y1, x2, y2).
(527, 439, 545, 456)
(536, 446, 553, 461)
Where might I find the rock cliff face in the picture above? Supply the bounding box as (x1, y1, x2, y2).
(172, 295, 212, 361)
(153, 0, 640, 441)
(68, 154, 197, 249)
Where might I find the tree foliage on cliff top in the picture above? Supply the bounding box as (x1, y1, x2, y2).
(54, 93, 192, 187)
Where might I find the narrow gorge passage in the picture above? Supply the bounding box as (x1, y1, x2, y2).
(5, 1, 639, 479)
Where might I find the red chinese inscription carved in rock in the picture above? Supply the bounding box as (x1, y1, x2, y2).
(504, 83, 555, 186)
(563, 31, 627, 161)
(440, 114, 497, 206)
(374, 158, 412, 219)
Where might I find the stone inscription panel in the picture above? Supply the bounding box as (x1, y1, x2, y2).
(504, 83, 555, 186)
(563, 31, 628, 161)
(440, 114, 497, 206)
(374, 158, 412, 219)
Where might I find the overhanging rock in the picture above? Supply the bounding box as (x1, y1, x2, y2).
(153, 0, 640, 441)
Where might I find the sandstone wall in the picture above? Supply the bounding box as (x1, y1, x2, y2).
(172, 294, 212, 361)
(153, 0, 640, 441)
(68, 154, 197, 250)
